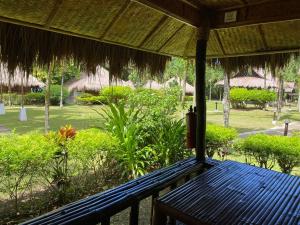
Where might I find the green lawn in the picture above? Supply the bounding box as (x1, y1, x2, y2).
(0, 105, 105, 134)
(0, 102, 299, 134)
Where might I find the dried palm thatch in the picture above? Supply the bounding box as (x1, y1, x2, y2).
(217, 52, 300, 74)
(66, 66, 133, 93)
(0, 64, 44, 88)
(0, 22, 170, 78)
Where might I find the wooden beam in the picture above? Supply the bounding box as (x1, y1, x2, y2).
(132, 0, 210, 28)
(99, 0, 131, 40)
(214, 30, 226, 56)
(44, 0, 64, 28)
(212, 0, 300, 29)
(138, 16, 168, 48)
(157, 24, 185, 52)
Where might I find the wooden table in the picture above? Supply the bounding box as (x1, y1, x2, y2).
(154, 161, 300, 225)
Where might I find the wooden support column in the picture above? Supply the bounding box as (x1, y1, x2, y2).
(195, 29, 209, 162)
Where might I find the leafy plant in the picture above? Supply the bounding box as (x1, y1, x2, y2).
(42, 84, 69, 105)
(151, 119, 190, 167)
(100, 86, 132, 103)
(0, 133, 57, 214)
(25, 92, 45, 105)
(230, 88, 276, 109)
(206, 124, 237, 158)
(101, 103, 155, 179)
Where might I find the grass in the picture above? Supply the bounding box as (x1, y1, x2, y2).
(0, 105, 105, 134)
(1, 102, 299, 134)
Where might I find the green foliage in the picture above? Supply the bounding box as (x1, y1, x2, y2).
(230, 88, 276, 109)
(42, 85, 69, 105)
(242, 134, 300, 173)
(101, 103, 156, 179)
(206, 124, 237, 158)
(76, 95, 108, 105)
(1, 93, 22, 105)
(25, 92, 44, 105)
(0, 133, 57, 213)
(151, 119, 190, 167)
(100, 86, 132, 103)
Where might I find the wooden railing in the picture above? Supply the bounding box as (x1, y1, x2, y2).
(22, 157, 219, 225)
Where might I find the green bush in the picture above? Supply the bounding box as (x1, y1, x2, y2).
(100, 86, 132, 103)
(206, 124, 237, 158)
(1, 93, 22, 105)
(184, 95, 193, 102)
(0, 133, 57, 213)
(43, 85, 69, 105)
(230, 88, 276, 109)
(76, 95, 108, 105)
(242, 134, 300, 173)
(25, 92, 44, 105)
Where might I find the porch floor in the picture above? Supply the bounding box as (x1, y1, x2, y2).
(155, 161, 300, 225)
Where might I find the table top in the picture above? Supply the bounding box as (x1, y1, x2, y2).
(157, 160, 300, 225)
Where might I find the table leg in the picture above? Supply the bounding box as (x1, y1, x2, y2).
(153, 203, 167, 225)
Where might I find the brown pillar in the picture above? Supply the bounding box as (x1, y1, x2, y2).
(195, 29, 209, 161)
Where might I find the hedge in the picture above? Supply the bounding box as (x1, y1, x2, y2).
(241, 134, 300, 173)
(100, 86, 132, 103)
(76, 95, 108, 105)
(206, 124, 237, 158)
(230, 88, 276, 109)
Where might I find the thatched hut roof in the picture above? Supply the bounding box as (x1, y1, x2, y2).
(0, 64, 44, 88)
(0, 0, 299, 76)
(166, 77, 194, 94)
(66, 67, 133, 92)
(216, 68, 295, 92)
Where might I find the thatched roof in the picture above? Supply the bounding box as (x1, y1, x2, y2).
(216, 68, 295, 92)
(166, 77, 194, 94)
(66, 67, 133, 92)
(0, 0, 299, 75)
(0, 64, 44, 88)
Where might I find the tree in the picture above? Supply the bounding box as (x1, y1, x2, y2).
(223, 72, 230, 127)
(282, 56, 300, 112)
(205, 63, 224, 101)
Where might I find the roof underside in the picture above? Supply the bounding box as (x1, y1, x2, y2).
(0, 0, 299, 75)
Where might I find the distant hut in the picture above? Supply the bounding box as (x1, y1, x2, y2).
(166, 77, 194, 95)
(0, 65, 45, 93)
(65, 66, 134, 102)
(216, 68, 295, 93)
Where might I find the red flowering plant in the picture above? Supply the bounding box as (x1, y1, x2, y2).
(45, 125, 76, 204)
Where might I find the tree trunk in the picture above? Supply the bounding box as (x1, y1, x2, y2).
(276, 72, 284, 120)
(264, 69, 267, 89)
(60, 74, 64, 108)
(298, 88, 300, 112)
(209, 80, 212, 101)
(45, 65, 52, 134)
(8, 75, 12, 107)
(181, 60, 188, 107)
(21, 71, 25, 108)
(223, 73, 230, 127)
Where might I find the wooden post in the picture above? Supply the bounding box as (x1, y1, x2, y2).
(195, 29, 209, 162)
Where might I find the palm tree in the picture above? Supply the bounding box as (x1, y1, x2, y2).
(223, 72, 230, 127)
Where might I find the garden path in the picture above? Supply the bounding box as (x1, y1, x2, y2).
(239, 121, 300, 138)
(0, 125, 10, 133)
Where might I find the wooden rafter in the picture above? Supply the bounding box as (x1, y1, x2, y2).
(132, 0, 210, 28)
(257, 25, 269, 50)
(138, 16, 168, 48)
(133, 0, 300, 29)
(99, 0, 131, 40)
(212, 0, 300, 29)
(157, 24, 185, 52)
(44, 0, 63, 28)
(214, 30, 226, 56)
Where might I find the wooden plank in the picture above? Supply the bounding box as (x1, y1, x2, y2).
(132, 0, 210, 28)
(212, 0, 300, 29)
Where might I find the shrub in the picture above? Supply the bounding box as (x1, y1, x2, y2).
(151, 119, 190, 167)
(0, 133, 57, 214)
(206, 124, 237, 158)
(1, 93, 22, 105)
(230, 88, 276, 109)
(242, 134, 300, 173)
(43, 85, 69, 105)
(25, 92, 45, 105)
(76, 95, 108, 105)
(184, 95, 193, 102)
(100, 86, 132, 103)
